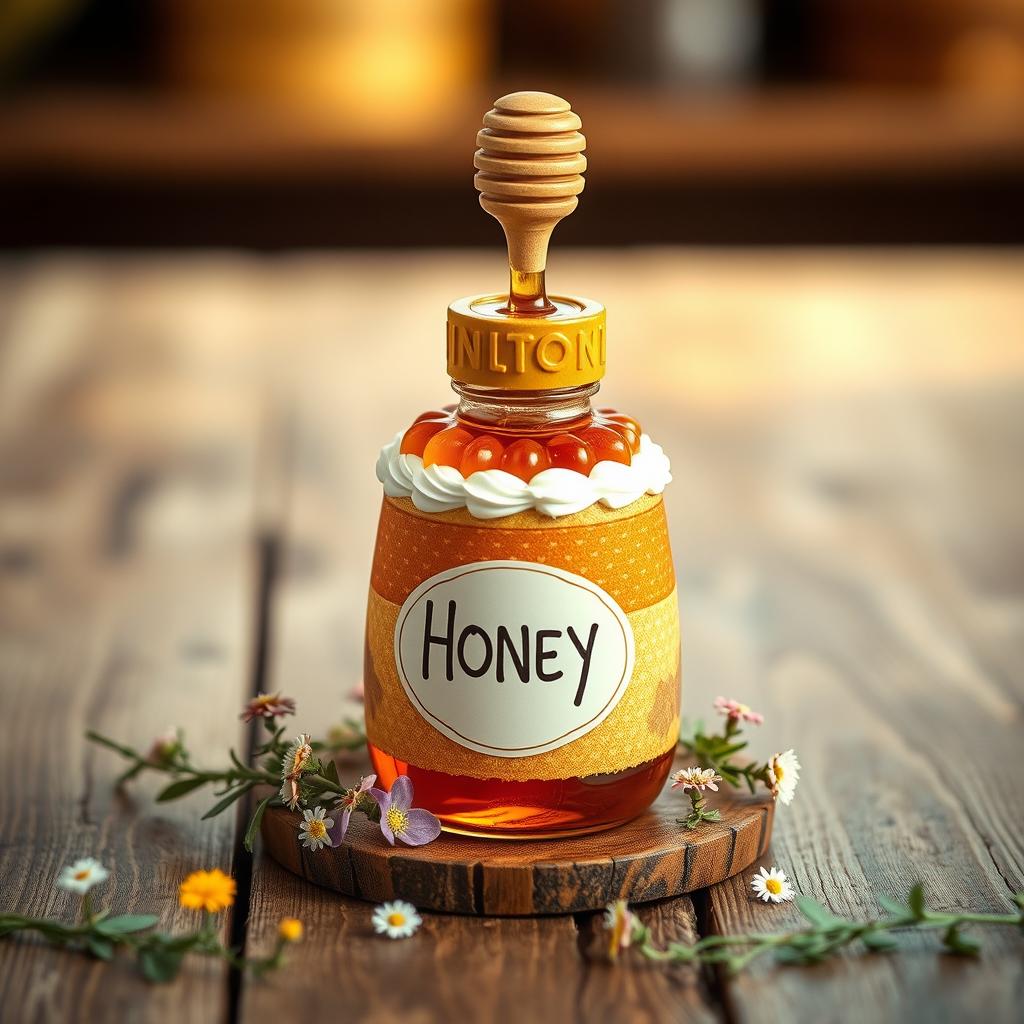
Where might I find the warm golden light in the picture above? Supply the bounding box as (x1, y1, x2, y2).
(164, 0, 491, 137)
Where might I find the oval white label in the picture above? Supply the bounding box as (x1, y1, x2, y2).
(394, 560, 635, 757)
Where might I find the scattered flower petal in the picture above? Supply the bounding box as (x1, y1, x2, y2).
(242, 692, 297, 723)
(57, 858, 110, 894)
(298, 806, 335, 851)
(767, 749, 801, 805)
(179, 869, 236, 913)
(713, 696, 764, 725)
(751, 865, 795, 903)
(670, 766, 723, 792)
(371, 776, 441, 847)
(372, 900, 422, 939)
(278, 918, 304, 943)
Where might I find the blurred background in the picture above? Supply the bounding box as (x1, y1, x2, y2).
(1, 0, 1023, 247)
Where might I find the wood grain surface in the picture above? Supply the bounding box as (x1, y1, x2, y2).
(0, 251, 1022, 1024)
(261, 772, 773, 914)
(0, 259, 264, 1021)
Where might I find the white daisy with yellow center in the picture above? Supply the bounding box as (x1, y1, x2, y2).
(298, 805, 335, 851)
(57, 857, 110, 894)
(767, 749, 801, 805)
(751, 865, 795, 904)
(372, 899, 422, 939)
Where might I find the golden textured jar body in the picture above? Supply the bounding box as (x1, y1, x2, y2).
(364, 492, 679, 837)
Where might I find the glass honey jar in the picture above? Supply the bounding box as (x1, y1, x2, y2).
(364, 92, 679, 837)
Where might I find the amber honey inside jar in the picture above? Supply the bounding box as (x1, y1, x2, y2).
(368, 747, 677, 837)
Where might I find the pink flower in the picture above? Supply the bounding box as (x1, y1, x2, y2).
(713, 696, 764, 725)
(348, 681, 365, 702)
(670, 767, 722, 792)
(145, 727, 182, 766)
(241, 692, 297, 723)
(328, 774, 377, 846)
(369, 777, 441, 847)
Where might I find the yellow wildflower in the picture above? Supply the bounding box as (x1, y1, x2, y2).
(179, 869, 237, 913)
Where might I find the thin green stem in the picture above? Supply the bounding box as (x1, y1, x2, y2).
(304, 773, 346, 797)
(922, 911, 1023, 926)
(632, 903, 1024, 973)
(720, 935, 788, 973)
(0, 910, 293, 983)
(88, 731, 280, 790)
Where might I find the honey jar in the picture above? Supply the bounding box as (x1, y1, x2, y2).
(364, 92, 679, 837)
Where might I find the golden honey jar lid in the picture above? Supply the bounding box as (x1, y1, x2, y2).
(447, 293, 605, 390)
(446, 91, 606, 391)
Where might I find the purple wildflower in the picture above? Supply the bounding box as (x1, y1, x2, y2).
(370, 776, 441, 847)
(328, 774, 377, 846)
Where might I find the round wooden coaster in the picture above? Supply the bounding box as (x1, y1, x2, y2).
(262, 780, 774, 916)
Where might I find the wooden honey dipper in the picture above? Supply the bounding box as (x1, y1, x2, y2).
(474, 91, 587, 315)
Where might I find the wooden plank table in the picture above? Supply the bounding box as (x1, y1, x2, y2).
(1, 250, 1021, 1023)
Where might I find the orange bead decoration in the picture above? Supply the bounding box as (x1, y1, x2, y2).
(401, 408, 643, 473)
(460, 435, 505, 476)
(401, 418, 449, 456)
(578, 425, 631, 466)
(602, 416, 642, 454)
(423, 426, 477, 468)
(501, 438, 552, 481)
(546, 433, 596, 473)
(597, 409, 643, 455)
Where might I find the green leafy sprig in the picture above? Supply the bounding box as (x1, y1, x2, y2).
(680, 785, 722, 830)
(86, 714, 371, 853)
(0, 892, 293, 983)
(618, 885, 1024, 973)
(678, 715, 770, 795)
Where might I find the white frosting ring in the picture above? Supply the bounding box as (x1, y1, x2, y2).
(376, 431, 672, 520)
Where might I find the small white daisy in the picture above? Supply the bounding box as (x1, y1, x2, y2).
(767, 749, 801, 805)
(57, 857, 110, 894)
(297, 806, 334, 851)
(670, 766, 722, 792)
(372, 900, 422, 939)
(751, 865, 795, 903)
